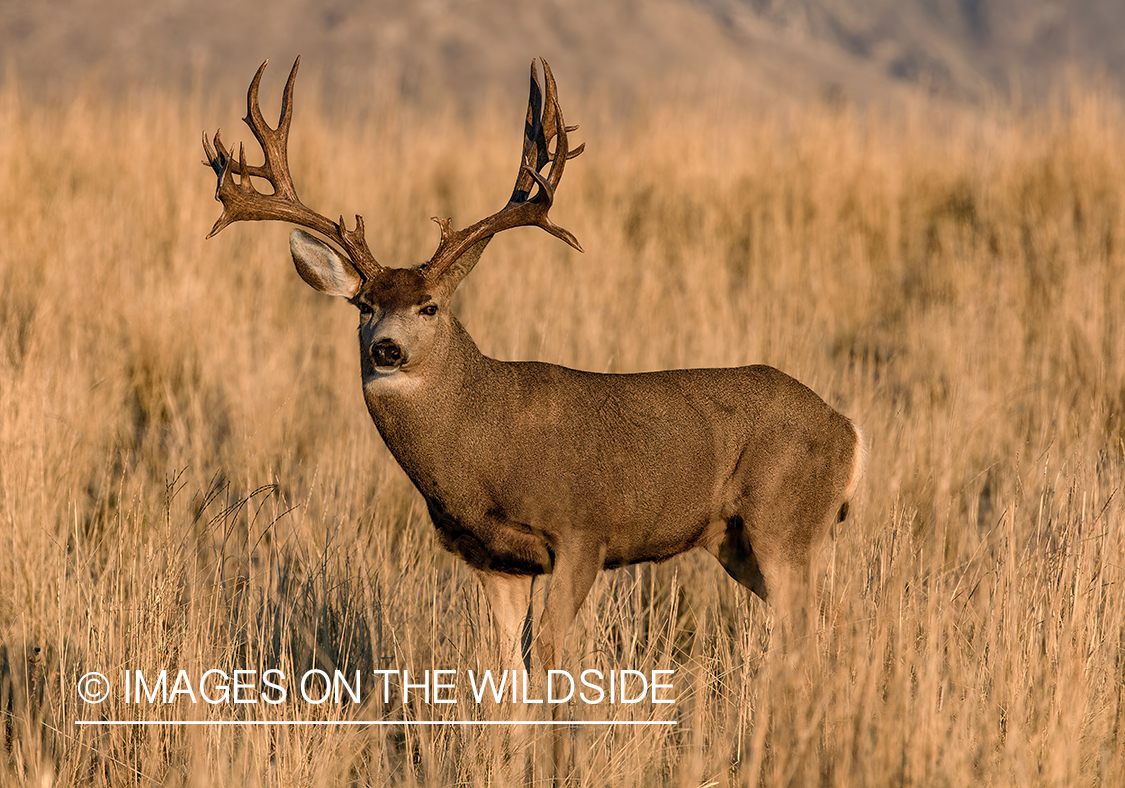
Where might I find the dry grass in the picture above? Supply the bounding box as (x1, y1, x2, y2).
(1, 71, 1124, 787)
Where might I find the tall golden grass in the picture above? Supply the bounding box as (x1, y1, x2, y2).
(1, 71, 1124, 786)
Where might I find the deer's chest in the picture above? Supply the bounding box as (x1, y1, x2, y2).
(423, 496, 555, 576)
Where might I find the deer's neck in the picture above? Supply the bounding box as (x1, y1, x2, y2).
(361, 318, 503, 480)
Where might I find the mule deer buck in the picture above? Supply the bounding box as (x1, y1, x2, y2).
(202, 57, 865, 678)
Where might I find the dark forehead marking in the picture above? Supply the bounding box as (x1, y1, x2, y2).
(358, 268, 433, 309)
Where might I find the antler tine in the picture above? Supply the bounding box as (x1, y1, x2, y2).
(510, 60, 548, 204)
(202, 58, 382, 278)
(242, 58, 299, 201)
(542, 61, 586, 173)
(423, 57, 583, 283)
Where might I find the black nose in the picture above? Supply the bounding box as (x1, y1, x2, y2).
(371, 339, 405, 368)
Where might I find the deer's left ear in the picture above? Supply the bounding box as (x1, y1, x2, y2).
(290, 229, 363, 298)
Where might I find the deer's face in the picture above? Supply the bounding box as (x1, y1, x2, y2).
(354, 268, 448, 385)
(288, 229, 454, 390)
(207, 57, 581, 400)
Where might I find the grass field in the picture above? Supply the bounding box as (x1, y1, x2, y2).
(2, 70, 1124, 786)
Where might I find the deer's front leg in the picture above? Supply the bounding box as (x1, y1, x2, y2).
(476, 570, 534, 673)
(536, 544, 604, 672)
(537, 542, 605, 782)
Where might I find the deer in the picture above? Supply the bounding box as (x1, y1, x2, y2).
(202, 56, 865, 689)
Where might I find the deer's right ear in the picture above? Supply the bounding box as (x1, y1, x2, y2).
(290, 229, 363, 298)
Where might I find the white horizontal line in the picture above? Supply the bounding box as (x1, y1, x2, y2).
(76, 719, 675, 727)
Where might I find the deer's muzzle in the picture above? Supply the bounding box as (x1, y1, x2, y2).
(371, 339, 406, 369)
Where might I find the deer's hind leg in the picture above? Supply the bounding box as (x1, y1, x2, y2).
(711, 515, 770, 602)
(707, 505, 819, 618)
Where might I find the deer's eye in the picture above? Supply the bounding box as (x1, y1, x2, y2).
(358, 303, 375, 316)
(420, 304, 438, 316)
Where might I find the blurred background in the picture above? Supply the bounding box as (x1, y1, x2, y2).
(4, 0, 1125, 109)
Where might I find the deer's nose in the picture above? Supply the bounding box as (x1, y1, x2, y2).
(371, 339, 406, 369)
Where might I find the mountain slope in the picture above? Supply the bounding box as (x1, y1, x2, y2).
(2, 0, 1122, 106)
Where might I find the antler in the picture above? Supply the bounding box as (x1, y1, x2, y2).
(423, 58, 584, 282)
(202, 58, 383, 278)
